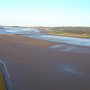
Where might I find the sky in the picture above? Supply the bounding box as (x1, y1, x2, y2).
(0, 0, 90, 26)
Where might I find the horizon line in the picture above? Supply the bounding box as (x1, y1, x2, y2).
(0, 25, 90, 27)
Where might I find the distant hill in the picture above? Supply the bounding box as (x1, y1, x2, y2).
(47, 27, 90, 34)
(40, 27, 90, 38)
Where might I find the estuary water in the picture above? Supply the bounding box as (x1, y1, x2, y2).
(25, 34, 90, 47)
(0, 27, 90, 47)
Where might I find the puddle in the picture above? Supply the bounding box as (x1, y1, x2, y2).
(54, 62, 90, 79)
(62, 64, 79, 75)
(50, 45, 64, 48)
(50, 44, 90, 54)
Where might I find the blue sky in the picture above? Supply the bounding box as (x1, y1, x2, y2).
(0, 0, 90, 26)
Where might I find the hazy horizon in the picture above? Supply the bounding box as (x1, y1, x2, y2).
(0, 0, 90, 26)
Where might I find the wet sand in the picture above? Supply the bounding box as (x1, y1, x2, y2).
(0, 34, 90, 90)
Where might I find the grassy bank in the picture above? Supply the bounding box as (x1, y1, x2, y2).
(46, 32, 90, 38)
(42, 27, 90, 38)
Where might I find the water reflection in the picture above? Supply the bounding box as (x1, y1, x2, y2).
(0, 27, 40, 34)
(26, 34, 90, 46)
(51, 45, 64, 48)
(0, 27, 90, 46)
(50, 44, 90, 54)
(62, 64, 79, 75)
(59, 63, 90, 79)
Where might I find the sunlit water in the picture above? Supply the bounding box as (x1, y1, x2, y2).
(0, 27, 40, 34)
(25, 34, 90, 47)
(50, 44, 90, 54)
(61, 64, 90, 79)
(0, 27, 90, 47)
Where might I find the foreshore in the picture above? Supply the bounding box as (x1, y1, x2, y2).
(0, 34, 90, 90)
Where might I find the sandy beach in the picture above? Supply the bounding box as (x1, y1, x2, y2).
(0, 34, 90, 90)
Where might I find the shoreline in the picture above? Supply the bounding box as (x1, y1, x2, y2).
(44, 32, 90, 39)
(0, 34, 90, 90)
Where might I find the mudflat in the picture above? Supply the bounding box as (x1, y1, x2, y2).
(0, 34, 90, 90)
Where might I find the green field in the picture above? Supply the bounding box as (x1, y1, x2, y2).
(47, 32, 90, 38)
(43, 27, 90, 38)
